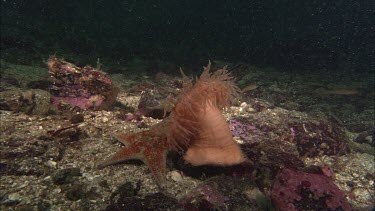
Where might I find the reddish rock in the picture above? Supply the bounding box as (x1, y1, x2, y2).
(48, 56, 118, 110)
(271, 168, 353, 211)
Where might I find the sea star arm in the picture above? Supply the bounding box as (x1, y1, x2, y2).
(95, 137, 143, 168)
(141, 140, 168, 190)
(96, 132, 170, 190)
(113, 133, 137, 145)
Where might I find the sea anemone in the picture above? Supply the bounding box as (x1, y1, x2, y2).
(167, 61, 245, 166)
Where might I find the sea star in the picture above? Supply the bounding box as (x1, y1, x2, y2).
(96, 122, 170, 190)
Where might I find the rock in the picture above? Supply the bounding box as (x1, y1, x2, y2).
(42, 176, 53, 185)
(137, 89, 167, 119)
(113, 182, 138, 199)
(37, 200, 52, 211)
(45, 160, 57, 169)
(179, 176, 258, 210)
(98, 180, 110, 189)
(0, 89, 51, 115)
(244, 188, 274, 210)
(30, 89, 51, 115)
(0, 90, 23, 111)
(70, 113, 84, 124)
(230, 108, 350, 158)
(66, 184, 85, 201)
(170, 170, 183, 182)
(52, 168, 82, 185)
(271, 168, 352, 210)
(8, 192, 20, 201)
(48, 56, 118, 110)
(1, 192, 21, 206)
(102, 117, 109, 123)
(179, 183, 228, 210)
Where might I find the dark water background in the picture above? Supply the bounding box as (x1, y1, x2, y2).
(1, 0, 374, 72)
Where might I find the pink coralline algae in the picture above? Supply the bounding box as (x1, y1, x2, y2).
(48, 56, 118, 110)
(51, 96, 104, 110)
(229, 117, 263, 144)
(288, 120, 350, 157)
(271, 168, 353, 211)
(229, 110, 350, 158)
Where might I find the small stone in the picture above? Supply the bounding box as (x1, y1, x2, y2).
(98, 180, 110, 189)
(244, 188, 263, 201)
(246, 107, 255, 112)
(46, 160, 57, 169)
(102, 117, 109, 123)
(30, 89, 52, 115)
(66, 184, 85, 201)
(52, 168, 82, 185)
(37, 200, 52, 211)
(240, 102, 247, 107)
(364, 136, 372, 144)
(70, 114, 84, 124)
(83, 173, 98, 182)
(170, 170, 183, 182)
(8, 193, 20, 201)
(53, 188, 61, 194)
(84, 115, 92, 119)
(17, 183, 29, 189)
(42, 176, 53, 185)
